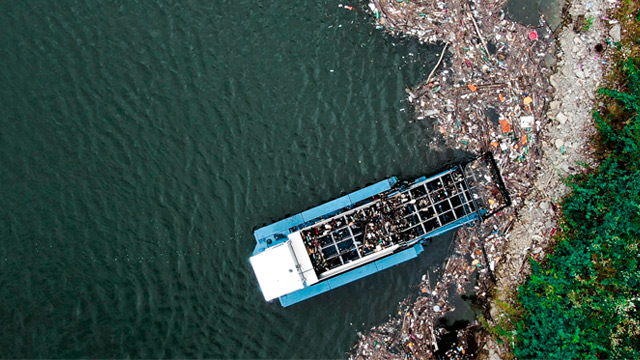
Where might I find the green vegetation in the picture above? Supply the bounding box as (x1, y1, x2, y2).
(480, 297, 522, 358)
(583, 15, 594, 32)
(608, 0, 640, 61)
(514, 57, 640, 359)
(512, 4, 640, 357)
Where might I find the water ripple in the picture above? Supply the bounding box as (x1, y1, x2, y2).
(0, 0, 467, 358)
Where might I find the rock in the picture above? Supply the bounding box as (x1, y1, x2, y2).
(579, 48, 589, 58)
(556, 112, 568, 124)
(550, 100, 561, 110)
(544, 53, 556, 67)
(539, 201, 550, 212)
(555, 139, 564, 149)
(609, 24, 621, 43)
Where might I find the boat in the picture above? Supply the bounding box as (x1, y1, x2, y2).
(249, 152, 510, 307)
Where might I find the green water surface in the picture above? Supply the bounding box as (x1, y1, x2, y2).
(0, 1, 470, 358)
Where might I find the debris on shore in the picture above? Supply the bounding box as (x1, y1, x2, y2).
(364, 0, 559, 212)
(351, 0, 565, 357)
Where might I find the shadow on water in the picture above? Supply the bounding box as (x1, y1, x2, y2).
(505, 0, 565, 29)
(435, 318, 479, 358)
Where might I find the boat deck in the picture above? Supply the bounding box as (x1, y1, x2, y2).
(250, 152, 511, 307)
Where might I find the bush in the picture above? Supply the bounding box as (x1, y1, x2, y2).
(514, 58, 640, 359)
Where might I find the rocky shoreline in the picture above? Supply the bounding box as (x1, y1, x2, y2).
(484, 0, 617, 357)
(351, 0, 617, 358)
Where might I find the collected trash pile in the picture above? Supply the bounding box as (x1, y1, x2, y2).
(300, 196, 412, 274)
(353, 0, 558, 358)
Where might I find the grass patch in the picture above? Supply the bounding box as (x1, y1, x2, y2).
(582, 15, 594, 32)
(481, 297, 523, 347)
(605, 0, 640, 85)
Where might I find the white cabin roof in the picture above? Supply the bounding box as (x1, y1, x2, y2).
(250, 241, 305, 301)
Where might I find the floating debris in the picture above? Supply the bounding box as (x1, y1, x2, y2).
(352, 0, 559, 358)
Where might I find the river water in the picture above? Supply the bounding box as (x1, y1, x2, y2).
(0, 0, 558, 358)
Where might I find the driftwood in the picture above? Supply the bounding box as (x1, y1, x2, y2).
(466, 3, 491, 58)
(426, 42, 450, 84)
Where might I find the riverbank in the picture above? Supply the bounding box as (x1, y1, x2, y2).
(482, 0, 618, 357)
(351, 0, 616, 358)
(504, 0, 640, 357)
